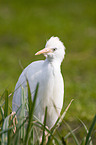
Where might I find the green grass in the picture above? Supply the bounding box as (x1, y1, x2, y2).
(0, 81, 96, 145)
(0, 83, 96, 145)
(0, 0, 96, 143)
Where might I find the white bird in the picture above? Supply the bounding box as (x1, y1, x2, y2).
(12, 36, 65, 141)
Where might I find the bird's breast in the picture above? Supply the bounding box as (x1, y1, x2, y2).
(33, 63, 64, 128)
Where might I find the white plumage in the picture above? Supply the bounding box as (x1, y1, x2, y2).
(12, 36, 65, 135)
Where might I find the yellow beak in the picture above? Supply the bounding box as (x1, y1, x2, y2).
(35, 48, 52, 55)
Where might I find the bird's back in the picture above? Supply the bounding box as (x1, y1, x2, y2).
(12, 60, 44, 112)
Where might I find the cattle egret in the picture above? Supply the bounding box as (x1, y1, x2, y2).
(12, 36, 66, 141)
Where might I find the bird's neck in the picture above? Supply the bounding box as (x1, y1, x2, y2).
(45, 58, 61, 73)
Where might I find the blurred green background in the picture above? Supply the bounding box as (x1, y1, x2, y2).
(0, 0, 96, 131)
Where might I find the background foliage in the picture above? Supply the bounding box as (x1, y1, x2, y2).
(0, 0, 96, 143)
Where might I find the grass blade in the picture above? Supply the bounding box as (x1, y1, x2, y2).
(1, 114, 12, 145)
(41, 106, 47, 145)
(19, 87, 26, 140)
(46, 99, 74, 144)
(26, 79, 32, 116)
(78, 118, 93, 145)
(14, 119, 27, 145)
(85, 115, 96, 145)
(0, 90, 6, 103)
(80, 137, 86, 145)
(28, 127, 34, 145)
(24, 83, 39, 145)
(64, 126, 80, 139)
(4, 90, 8, 118)
(34, 122, 60, 144)
(51, 99, 74, 133)
(64, 121, 80, 145)
(78, 118, 88, 133)
(0, 127, 13, 135)
(8, 128, 11, 145)
(13, 117, 27, 138)
(0, 106, 4, 121)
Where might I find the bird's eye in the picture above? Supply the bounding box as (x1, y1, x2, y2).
(53, 48, 57, 51)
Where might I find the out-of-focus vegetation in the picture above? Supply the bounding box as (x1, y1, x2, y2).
(0, 83, 96, 145)
(0, 0, 96, 133)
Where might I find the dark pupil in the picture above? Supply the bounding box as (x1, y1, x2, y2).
(53, 48, 56, 51)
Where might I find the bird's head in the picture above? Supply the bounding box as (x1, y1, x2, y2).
(35, 36, 66, 64)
